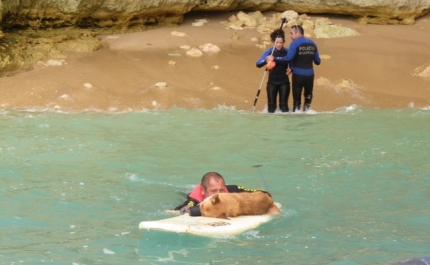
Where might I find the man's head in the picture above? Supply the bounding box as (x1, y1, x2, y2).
(200, 172, 227, 198)
(290, 25, 304, 40)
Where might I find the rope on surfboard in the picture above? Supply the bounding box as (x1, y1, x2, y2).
(251, 17, 287, 112)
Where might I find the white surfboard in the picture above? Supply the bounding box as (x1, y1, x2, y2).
(139, 203, 281, 237)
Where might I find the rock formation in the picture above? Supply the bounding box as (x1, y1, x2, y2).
(0, 0, 429, 32)
(0, 0, 429, 76)
(411, 61, 430, 77)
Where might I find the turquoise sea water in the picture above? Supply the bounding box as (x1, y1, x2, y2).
(1, 106, 429, 265)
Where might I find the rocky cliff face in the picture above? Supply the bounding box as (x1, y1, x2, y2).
(0, 0, 429, 31)
(0, 0, 429, 77)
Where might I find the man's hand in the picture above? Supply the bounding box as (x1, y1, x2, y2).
(179, 205, 191, 215)
(266, 55, 274, 62)
(286, 68, 292, 75)
(164, 210, 181, 215)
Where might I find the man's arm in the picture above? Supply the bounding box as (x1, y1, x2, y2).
(314, 45, 321, 65)
(272, 48, 290, 65)
(226, 185, 267, 193)
(175, 201, 201, 216)
(284, 41, 298, 62)
(172, 198, 200, 215)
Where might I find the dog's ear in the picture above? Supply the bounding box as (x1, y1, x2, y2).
(217, 213, 229, 219)
(210, 193, 220, 205)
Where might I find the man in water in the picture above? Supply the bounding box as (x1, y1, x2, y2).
(173, 172, 266, 216)
(284, 25, 321, 112)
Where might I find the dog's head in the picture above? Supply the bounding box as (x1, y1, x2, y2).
(199, 193, 228, 219)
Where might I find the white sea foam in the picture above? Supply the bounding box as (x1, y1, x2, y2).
(103, 248, 115, 254)
(216, 104, 236, 110)
(243, 230, 260, 239)
(125, 173, 139, 181)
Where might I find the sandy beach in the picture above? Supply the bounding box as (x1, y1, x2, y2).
(0, 11, 429, 112)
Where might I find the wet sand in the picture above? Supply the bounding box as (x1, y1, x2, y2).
(0, 12, 429, 112)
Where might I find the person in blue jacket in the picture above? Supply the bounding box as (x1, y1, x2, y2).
(256, 29, 291, 113)
(284, 25, 321, 112)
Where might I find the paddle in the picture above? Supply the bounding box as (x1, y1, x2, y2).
(251, 17, 287, 112)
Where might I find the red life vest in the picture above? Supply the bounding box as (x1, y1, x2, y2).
(188, 184, 229, 203)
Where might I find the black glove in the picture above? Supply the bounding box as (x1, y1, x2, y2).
(189, 206, 201, 216)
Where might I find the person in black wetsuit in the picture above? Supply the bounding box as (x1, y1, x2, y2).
(173, 172, 266, 216)
(256, 29, 291, 113)
(284, 25, 321, 112)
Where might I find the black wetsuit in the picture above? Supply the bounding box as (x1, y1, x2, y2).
(284, 36, 321, 111)
(256, 47, 290, 113)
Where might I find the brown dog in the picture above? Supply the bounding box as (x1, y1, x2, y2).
(199, 191, 281, 219)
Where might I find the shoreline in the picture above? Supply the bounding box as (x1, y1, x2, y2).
(0, 12, 429, 112)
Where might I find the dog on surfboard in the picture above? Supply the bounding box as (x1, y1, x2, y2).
(199, 191, 281, 219)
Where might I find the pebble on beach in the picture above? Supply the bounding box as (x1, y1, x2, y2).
(186, 48, 203, 57)
(171, 31, 186, 37)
